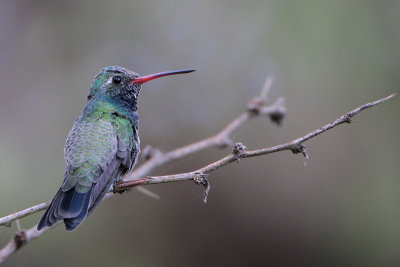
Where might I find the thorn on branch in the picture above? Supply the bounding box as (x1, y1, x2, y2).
(193, 173, 210, 203)
(290, 144, 309, 168)
(233, 143, 247, 162)
(14, 231, 27, 250)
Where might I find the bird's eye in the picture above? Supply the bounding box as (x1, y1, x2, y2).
(112, 76, 122, 84)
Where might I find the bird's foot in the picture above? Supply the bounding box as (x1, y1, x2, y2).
(111, 182, 127, 194)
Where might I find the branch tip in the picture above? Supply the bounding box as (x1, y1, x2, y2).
(248, 75, 276, 114)
(260, 75, 274, 100)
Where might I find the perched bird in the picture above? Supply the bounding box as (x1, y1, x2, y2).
(37, 66, 195, 231)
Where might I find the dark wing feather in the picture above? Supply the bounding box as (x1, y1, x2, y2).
(88, 156, 121, 214)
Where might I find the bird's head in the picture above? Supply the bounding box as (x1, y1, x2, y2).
(89, 66, 195, 103)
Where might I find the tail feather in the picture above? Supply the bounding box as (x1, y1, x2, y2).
(37, 189, 63, 230)
(37, 188, 92, 231)
(58, 189, 86, 219)
(37, 157, 123, 231)
(64, 192, 91, 231)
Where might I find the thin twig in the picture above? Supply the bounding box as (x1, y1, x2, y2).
(260, 76, 273, 101)
(0, 202, 49, 227)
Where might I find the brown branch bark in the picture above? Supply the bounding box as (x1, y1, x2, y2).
(0, 75, 395, 263)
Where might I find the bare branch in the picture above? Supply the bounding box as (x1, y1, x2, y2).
(119, 75, 280, 183)
(113, 93, 396, 190)
(0, 77, 394, 263)
(0, 202, 49, 227)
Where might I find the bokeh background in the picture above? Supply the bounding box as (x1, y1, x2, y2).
(1, 0, 399, 266)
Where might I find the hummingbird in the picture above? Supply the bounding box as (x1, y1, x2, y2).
(37, 66, 195, 231)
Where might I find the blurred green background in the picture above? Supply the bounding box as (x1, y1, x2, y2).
(1, 0, 399, 266)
